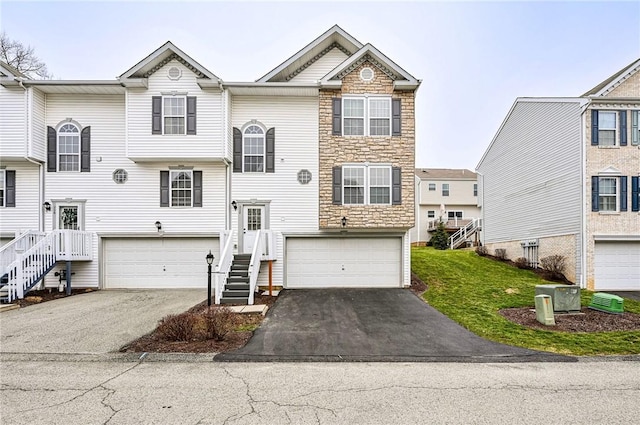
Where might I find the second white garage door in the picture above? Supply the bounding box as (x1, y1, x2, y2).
(104, 238, 219, 289)
(594, 241, 640, 291)
(286, 237, 402, 288)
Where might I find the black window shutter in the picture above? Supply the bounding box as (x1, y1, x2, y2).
(233, 128, 242, 173)
(186, 97, 197, 135)
(80, 126, 91, 172)
(619, 110, 627, 146)
(392, 167, 402, 205)
(392, 99, 402, 136)
(591, 176, 599, 212)
(193, 171, 202, 207)
(332, 166, 342, 205)
(591, 110, 599, 146)
(265, 128, 275, 173)
(160, 171, 170, 207)
(332, 98, 342, 136)
(152, 96, 162, 134)
(632, 176, 639, 212)
(5, 170, 16, 207)
(620, 176, 628, 212)
(47, 126, 57, 172)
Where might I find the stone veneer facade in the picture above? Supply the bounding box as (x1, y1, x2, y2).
(584, 77, 640, 289)
(318, 61, 416, 229)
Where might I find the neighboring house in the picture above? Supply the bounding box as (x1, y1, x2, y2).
(477, 59, 640, 291)
(0, 25, 420, 303)
(410, 168, 481, 246)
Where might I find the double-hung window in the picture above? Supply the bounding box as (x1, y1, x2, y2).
(342, 165, 391, 205)
(58, 123, 80, 172)
(473, 183, 478, 197)
(342, 97, 391, 136)
(428, 183, 436, 191)
(0, 170, 4, 207)
(633, 110, 640, 146)
(163, 97, 186, 135)
(598, 111, 617, 146)
(243, 125, 265, 172)
(171, 170, 192, 207)
(442, 183, 450, 196)
(598, 177, 617, 212)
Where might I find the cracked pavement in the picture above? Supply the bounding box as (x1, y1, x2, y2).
(2, 359, 639, 424)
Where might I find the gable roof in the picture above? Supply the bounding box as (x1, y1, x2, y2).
(119, 41, 220, 83)
(257, 25, 363, 83)
(415, 168, 477, 180)
(320, 43, 420, 90)
(582, 58, 640, 97)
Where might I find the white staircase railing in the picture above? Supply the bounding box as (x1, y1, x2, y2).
(449, 218, 482, 249)
(1, 230, 46, 277)
(247, 230, 264, 305)
(3, 230, 93, 303)
(214, 229, 234, 305)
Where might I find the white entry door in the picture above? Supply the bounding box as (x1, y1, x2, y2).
(242, 206, 265, 254)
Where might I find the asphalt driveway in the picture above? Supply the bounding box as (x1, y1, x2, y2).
(216, 289, 572, 362)
(0, 289, 205, 355)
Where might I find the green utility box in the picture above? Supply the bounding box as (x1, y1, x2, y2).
(588, 293, 624, 314)
(534, 284, 581, 312)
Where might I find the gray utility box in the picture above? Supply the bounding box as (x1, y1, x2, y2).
(534, 284, 581, 313)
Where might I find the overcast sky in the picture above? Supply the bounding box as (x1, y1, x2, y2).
(1, 1, 638, 169)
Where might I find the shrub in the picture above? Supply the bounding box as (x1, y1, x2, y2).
(540, 255, 566, 275)
(494, 248, 508, 260)
(156, 313, 198, 342)
(475, 246, 488, 256)
(202, 307, 239, 341)
(430, 221, 449, 250)
(514, 257, 529, 269)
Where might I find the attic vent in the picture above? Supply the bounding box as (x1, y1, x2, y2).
(360, 67, 374, 82)
(167, 66, 182, 80)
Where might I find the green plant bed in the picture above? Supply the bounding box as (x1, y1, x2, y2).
(411, 247, 640, 356)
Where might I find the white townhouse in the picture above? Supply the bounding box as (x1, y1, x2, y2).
(0, 26, 421, 303)
(477, 59, 640, 291)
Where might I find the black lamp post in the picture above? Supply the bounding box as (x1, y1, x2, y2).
(206, 250, 214, 306)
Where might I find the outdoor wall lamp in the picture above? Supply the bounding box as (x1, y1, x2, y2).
(206, 250, 215, 306)
(341, 216, 347, 227)
(231, 200, 237, 211)
(43, 201, 51, 211)
(155, 221, 162, 232)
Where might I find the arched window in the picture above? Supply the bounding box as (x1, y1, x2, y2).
(243, 125, 265, 172)
(58, 123, 80, 172)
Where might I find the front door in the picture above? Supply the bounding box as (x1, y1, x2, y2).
(242, 206, 264, 254)
(58, 204, 83, 230)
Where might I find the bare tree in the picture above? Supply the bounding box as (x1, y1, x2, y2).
(0, 32, 51, 79)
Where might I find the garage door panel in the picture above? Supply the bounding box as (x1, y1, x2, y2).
(104, 238, 219, 289)
(595, 242, 640, 291)
(286, 237, 401, 288)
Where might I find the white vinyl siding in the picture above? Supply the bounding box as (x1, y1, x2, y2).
(477, 101, 583, 244)
(126, 60, 224, 161)
(289, 48, 349, 83)
(286, 237, 402, 288)
(231, 95, 319, 288)
(0, 162, 40, 236)
(30, 88, 47, 161)
(0, 86, 27, 159)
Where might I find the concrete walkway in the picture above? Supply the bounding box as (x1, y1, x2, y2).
(0, 290, 205, 354)
(216, 289, 572, 362)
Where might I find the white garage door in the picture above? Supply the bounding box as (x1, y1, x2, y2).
(594, 242, 640, 291)
(286, 237, 402, 288)
(104, 238, 219, 289)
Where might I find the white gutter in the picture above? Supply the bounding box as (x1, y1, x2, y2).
(580, 102, 589, 289)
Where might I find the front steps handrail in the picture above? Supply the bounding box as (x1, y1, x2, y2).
(449, 218, 482, 249)
(4, 230, 94, 303)
(1, 230, 46, 277)
(214, 229, 234, 305)
(247, 230, 263, 305)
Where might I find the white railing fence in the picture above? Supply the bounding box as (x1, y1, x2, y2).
(1, 230, 46, 277)
(247, 230, 263, 305)
(214, 229, 234, 305)
(449, 218, 482, 249)
(3, 230, 93, 303)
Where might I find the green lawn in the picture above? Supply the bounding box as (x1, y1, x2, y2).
(411, 247, 640, 356)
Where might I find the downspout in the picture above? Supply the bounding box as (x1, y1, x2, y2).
(476, 171, 485, 246)
(580, 103, 588, 289)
